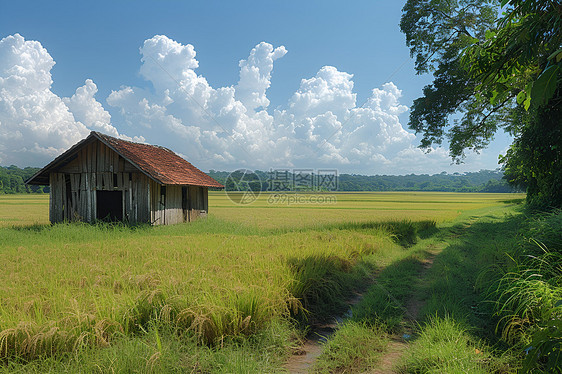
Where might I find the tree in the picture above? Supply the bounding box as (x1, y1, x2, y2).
(401, 0, 562, 207)
(401, 0, 503, 160)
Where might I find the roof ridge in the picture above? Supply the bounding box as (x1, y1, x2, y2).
(26, 131, 224, 188)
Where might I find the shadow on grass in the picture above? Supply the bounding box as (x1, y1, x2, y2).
(309, 219, 439, 248)
(404, 213, 526, 372)
(286, 254, 373, 324)
(10, 220, 151, 232)
(501, 198, 525, 205)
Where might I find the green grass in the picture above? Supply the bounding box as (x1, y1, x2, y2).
(0, 192, 526, 371)
(0, 319, 295, 373)
(312, 321, 388, 373)
(395, 206, 526, 373)
(397, 316, 511, 374)
(313, 204, 525, 373)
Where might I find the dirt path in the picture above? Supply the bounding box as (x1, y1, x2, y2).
(370, 222, 474, 373)
(285, 240, 449, 373)
(283, 324, 335, 374)
(370, 247, 440, 374)
(284, 293, 362, 373)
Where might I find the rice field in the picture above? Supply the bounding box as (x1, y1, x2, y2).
(210, 191, 522, 229)
(0, 191, 524, 365)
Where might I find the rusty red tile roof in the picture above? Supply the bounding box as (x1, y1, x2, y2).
(94, 132, 223, 187)
(26, 132, 224, 188)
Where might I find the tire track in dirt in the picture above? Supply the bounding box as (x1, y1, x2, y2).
(284, 293, 362, 373)
(285, 222, 474, 373)
(370, 247, 440, 374)
(371, 221, 475, 373)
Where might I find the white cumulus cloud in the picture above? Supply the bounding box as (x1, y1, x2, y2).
(107, 34, 448, 173)
(1, 33, 473, 173)
(0, 34, 139, 167)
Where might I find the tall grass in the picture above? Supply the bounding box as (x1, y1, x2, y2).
(0, 215, 405, 362)
(0, 192, 520, 370)
(487, 210, 562, 371)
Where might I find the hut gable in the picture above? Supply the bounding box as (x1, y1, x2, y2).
(26, 131, 223, 225)
(94, 133, 222, 187)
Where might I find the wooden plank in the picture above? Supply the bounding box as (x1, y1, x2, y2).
(61, 174, 68, 221)
(109, 148, 114, 173)
(51, 173, 64, 223)
(85, 173, 91, 222)
(71, 190, 77, 220)
(136, 174, 142, 223)
(147, 177, 151, 223)
(149, 181, 156, 224)
(203, 187, 208, 212)
(96, 141, 102, 173)
(117, 172, 123, 190)
(79, 149, 85, 173)
(129, 182, 133, 223)
(123, 160, 136, 173)
(58, 157, 80, 173)
(85, 142, 91, 173)
(99, 143, 104, 170)
(80, 186, 86, 220)
(123, 173, 129, 190)
(57, 173, 63, 222)
(52, 173, 58, 223)
(91, 186, 96, 222)
(90, 173, 96, 192)
(49, 174, 54, 223)
(106, 172, 112, 190)
(131, 173, 137, 223)
(90, 142, 96, 173)
(70, 174, 77, 192)
(118, 156, 125, 173)
(138, 174, 144, 222)
(113, 152, 119, 173)
(139, 175, 146, 223)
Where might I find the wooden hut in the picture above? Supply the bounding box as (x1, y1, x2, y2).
(26, 131, 223, 225)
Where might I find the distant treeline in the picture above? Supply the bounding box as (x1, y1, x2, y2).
(208, 169, 520, 193)
(0, 166, 47, 194)
(0, 165, 519, 194)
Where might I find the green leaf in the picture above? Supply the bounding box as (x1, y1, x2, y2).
(547, 48, 562, 62)
(531, 65, 560, 107)
(516, 91, 526, 105)
(485, 30, 496, 40)
(524, 96, 531, 111)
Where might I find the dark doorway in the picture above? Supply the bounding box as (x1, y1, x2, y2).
(182, 186, 189, 222)
(96, 190, 123, 222)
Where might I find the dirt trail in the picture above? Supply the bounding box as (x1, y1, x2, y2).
(370, 248, 440, 374)
(284, 324, 335, 374)
(285, 241, 447, 373)
(284, 293, 361, 373)
(370, 222, 473, 373)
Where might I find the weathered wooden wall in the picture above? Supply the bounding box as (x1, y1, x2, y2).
(50, 139, 151, 224)
(150, 182, 182, 225)
(150, 183, 208, 225)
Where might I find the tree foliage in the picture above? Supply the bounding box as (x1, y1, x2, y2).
(401, 0, 504, 160)
(401, 0, 562, 208)
(0, 166, 46, 194)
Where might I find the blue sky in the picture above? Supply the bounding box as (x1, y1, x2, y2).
(0, 0, 512, 174)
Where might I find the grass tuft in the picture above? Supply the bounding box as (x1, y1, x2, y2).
(313, 321, 388, 373)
